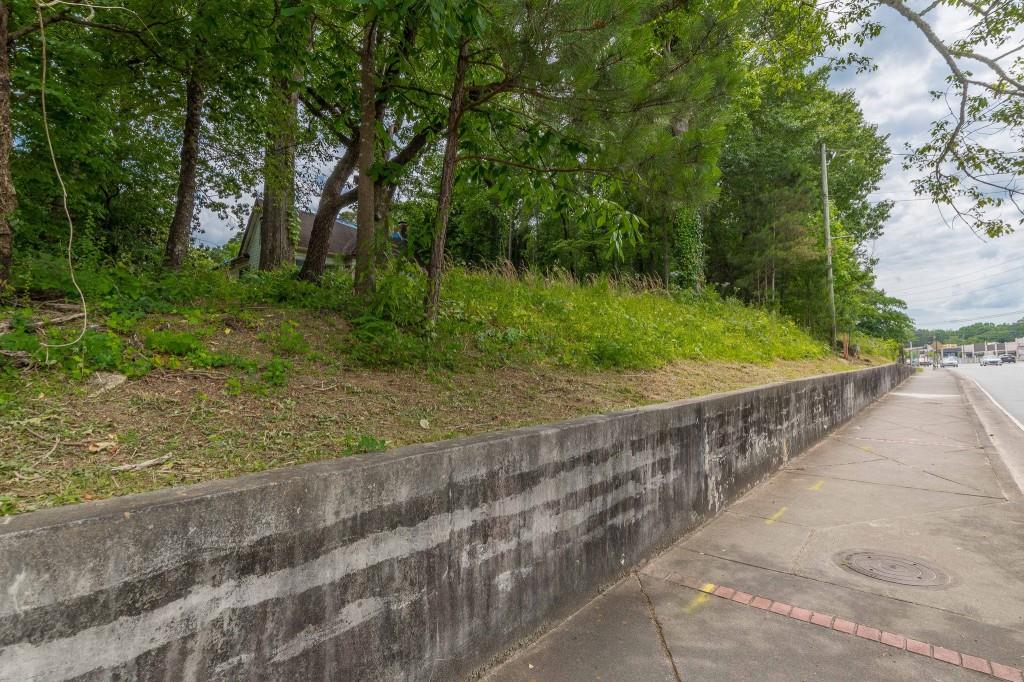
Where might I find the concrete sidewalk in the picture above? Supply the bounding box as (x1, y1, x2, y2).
(485, 370, 1024, 681)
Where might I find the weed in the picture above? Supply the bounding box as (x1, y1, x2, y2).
(261, 320, 309, 355)
(338, 433, 388, 455)
(224, 376, 243, 396)
(260, 358, 291, 388)
(143, 330, 205, 356)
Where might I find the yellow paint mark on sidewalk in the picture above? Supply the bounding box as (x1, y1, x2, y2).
(808, 480, 825, 491)
(765, 507, 788, 525)
(684, 583, 717, 614)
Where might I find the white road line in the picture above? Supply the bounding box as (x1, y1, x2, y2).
(965, 375, 1024, 495)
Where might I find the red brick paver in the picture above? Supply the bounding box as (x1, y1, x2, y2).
(880, 632, 905, 649)
(906, 639, 931, 657)
(667, 575, 1022, 680)
(789, 607, 813, 622)
(731, 591, 753, 605)
(963, 655, 992, 675)
(856, 625, 881, 642)
(832, 618, 857, 635)
(810, 612, 833, 628)
(991, 662, 1024, 682)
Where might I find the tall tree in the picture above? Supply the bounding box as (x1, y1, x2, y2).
(164, 69, 205, 268)
(258, 0, 313, 271)
(0, 1, 16, 286)
(353, 16, 378, 295)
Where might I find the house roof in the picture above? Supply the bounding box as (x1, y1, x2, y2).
(233, 203, 404, 267)
(296, 211, 358, 256)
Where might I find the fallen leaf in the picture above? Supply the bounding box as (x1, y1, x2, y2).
(419, 419, 430, 429)
(88, 441, 117, 453)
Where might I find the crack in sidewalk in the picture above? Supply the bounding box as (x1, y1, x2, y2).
(634, 571, 683, 682)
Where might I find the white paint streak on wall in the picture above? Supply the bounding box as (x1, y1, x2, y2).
(0, 446, 675, 681)
(269, 597, 386, 664)
(6, 571, 25, 614)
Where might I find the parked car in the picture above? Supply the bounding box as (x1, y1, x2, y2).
(941, 356, 959, 368)
(981, 355, 1003, 366)
(999, 354, 1016, 364)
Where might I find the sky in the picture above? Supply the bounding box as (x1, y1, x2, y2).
(828, 4, 1024, 330)
(197, 4, 1023, 331)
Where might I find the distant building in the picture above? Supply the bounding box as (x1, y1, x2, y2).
(228, 204, 404, 274)
(960, 340, 1017, 361)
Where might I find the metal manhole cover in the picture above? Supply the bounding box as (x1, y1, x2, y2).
(836, 551, 949, 586)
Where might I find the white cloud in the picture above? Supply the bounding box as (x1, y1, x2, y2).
(832, 4, 1024, 329)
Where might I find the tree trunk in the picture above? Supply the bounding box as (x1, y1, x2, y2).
(259, 81, 298, 271)
(298, 142, 358, 282)
(425, 39, 470, 321)
(0, 3, 14, 286)
(661, 221, 671, 287)
(374, 180, 397, 265)
(299, 124, 432, 282)
(163, 72, 205, 269)
(353, 19, 378, 296)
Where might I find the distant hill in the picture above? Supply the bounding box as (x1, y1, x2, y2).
(914, 319, 1024, 346)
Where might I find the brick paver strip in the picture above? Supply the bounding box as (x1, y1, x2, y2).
(680, 576, 705, 591)
(789, 607, 812, 622)
(856, 625, 881, 642)
(810, 612, 833, 628)
(933, 647, 961, 665)
(731, 591, 753, 605)
(963, 655, 992, 675)
(880, 632, 905, 649)
(832, 618, 857, 635)
(906, 639, 931, 656)
(670, 577, 1024, 680)
(992, 662, 1024, 682)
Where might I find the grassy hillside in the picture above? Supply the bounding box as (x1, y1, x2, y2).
(1, 259, 889, 515)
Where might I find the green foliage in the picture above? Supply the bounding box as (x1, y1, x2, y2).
(704, 69, 905, 343)
(261, 320, 309, 355)
(260, 358, 291, 387)
(915, 319, 1024, 347)
(337, 433, 388, 456)
(143, 330, 204, 356)
(437, 267, 827, 369)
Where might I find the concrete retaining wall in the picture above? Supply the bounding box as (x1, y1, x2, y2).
(0, 363, 911, 681)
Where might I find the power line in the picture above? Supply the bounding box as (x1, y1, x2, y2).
(887, 260, 1024, 296)
(922, 308, 1024, 328)
(901, 264, 1024, 301)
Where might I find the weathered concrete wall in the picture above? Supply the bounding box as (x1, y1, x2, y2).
(0, 363, 911, 681)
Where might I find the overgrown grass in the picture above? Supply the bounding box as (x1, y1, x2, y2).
(0, 255, 898, 515)
(442, 269, 828, 367)
(4, 255, 832, 374)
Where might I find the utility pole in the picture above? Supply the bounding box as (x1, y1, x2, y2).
(820, 143, 837, 349)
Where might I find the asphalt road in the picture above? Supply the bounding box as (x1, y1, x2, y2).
(955, 361, 1024, 427)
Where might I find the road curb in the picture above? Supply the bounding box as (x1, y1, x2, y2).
(956, 372, 1024, 498)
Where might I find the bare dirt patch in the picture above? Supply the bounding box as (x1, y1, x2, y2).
(1, 354, 870, 515)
